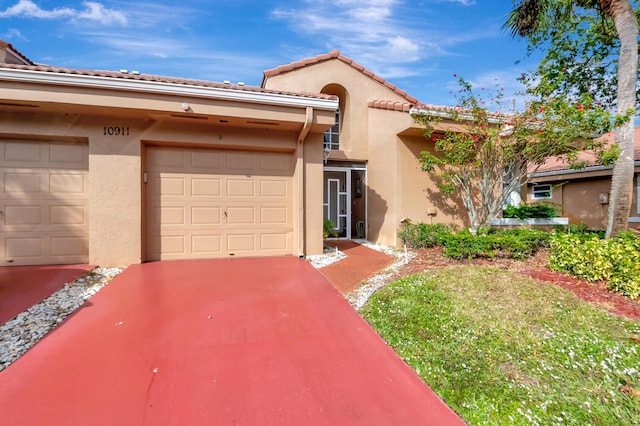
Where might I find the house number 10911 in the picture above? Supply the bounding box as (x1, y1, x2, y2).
(103, 126, 130, 136)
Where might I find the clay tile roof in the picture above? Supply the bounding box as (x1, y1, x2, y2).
(367, 100, 413, 112)
(0, 40, 34, 65)
(535, 127, 640, 174)
(0, 63, 337, 101)
(262, 50, 419, 105)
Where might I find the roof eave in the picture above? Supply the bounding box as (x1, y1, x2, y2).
(0, 68, 338, 111)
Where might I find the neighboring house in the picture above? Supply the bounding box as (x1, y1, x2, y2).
(527, 128, 640, 229)
(1, 44, 467, 266)
(262, 50, 466, 246)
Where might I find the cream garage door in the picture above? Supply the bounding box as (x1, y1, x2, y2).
(0, 140, 89, 266)
(146, 146, 294, 260)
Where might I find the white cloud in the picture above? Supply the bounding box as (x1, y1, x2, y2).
(0, 0, 127, 25)
(3, 28, 27, 40)
(439, 0, 476, 5)
(76, 2, 127, 26)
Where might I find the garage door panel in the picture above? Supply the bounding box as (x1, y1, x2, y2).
(191, 178, 221, 197)
(191, 207, 221, 225)
(3, 142, 42, 163)
(260, 180, 288, 198)
(190, 151, 222, 170)
(146, 147, 294, 260)
(261, 207, 288, 224)
(260, 233, 292, 251)
(50, 205, 86, 225)
(191, 235, 222, 254)
(1, 140, 89, 265)
(227, 179, 255, 197)
(51, 236, 86, 256)
(50, 173, 86, 194)
(4, 172, 43, 193)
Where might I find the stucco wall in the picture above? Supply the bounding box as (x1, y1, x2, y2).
(397, 134, 467, 230)
(1, 108, 329, 265)
(264, 60, 410, 161)
(528, 171, 639, 230)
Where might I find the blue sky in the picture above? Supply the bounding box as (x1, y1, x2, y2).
(0, 0, 541, 107)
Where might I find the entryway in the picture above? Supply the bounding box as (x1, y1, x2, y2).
(323, 163, 366, 239)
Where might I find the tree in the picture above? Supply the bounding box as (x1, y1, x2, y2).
(414, 77, 612, 233)
(505, 0, 638, 238)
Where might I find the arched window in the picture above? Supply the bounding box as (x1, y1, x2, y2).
(320, 84, 347, 151)
(324, 109, 340, 151)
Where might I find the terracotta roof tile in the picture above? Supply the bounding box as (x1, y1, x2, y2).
(367, 100, 413, 112)
(0, 63, 336, 101)
(262, 50, 419, 104)
(535, 127, 640, 174)
(0, 40, 34, 65)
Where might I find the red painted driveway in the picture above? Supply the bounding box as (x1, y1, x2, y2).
(0, 257, 464, 425)
(0, 264, 94, 325)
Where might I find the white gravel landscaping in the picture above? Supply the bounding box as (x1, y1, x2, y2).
(0, 267, 123, 372)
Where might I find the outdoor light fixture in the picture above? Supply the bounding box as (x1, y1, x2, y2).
(323, 146, 331, 164)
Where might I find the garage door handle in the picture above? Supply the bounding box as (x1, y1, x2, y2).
(223, 211, 228, 218)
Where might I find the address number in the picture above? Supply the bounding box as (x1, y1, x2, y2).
(103, 126, 130, 136)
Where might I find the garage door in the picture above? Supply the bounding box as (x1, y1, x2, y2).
(0, 140, 89, 266)
(145, 146, 294, 261)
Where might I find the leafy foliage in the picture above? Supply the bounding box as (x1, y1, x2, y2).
(549, 231, 640, 299)
(399, 221, 551, 260)
(514, 3, 640, 110)
(503, 201, 560, 219)
(414, 76, 613, 233)
(323, 219, 338, 238)
(398, 222, 452, 248)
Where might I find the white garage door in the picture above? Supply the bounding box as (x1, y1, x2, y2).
(0, 140, 89, 266)
(145, 146, 294, 261)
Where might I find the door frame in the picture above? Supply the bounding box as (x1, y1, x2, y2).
(323, 164, 367, 240)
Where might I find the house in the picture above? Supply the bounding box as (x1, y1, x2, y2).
(527, 128, 640, 229)
(262, 50, 466, 245)
(1, 43, 467, 267)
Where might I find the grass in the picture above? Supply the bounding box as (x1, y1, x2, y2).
(361, 266, 640, 425)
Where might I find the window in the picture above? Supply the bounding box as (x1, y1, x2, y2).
(323, 109, 340, 151)
(532, 184, 552, 200)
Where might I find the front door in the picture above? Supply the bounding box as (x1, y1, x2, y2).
(323, 166, 366, 239)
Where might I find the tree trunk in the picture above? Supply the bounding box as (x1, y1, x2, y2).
(605, 0, 637, 238)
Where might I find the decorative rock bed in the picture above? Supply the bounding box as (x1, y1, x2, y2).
(0, 267, 123, 372)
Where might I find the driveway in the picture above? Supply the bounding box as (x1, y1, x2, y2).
(0, 257, 464, 425)
(0, 264, 93, 325)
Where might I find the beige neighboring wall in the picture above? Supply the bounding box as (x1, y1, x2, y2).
(528, 168, 640, 230)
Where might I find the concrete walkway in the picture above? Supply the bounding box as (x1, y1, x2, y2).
(319, 241, 394, 293)
(0, 257, 463, 425)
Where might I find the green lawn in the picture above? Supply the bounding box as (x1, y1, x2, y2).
(361, 266, 640, 425)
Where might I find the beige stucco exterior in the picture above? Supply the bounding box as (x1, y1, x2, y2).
(263, 53, 467, 246)
(0, 60, 336, 266)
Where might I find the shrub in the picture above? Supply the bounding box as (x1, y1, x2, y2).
(398, 222, 452, 248)
(503, 202, 559, 219)
(445, 228, 551, 260)
(549, 232, 640, 299)
(323, 219, 338, 238)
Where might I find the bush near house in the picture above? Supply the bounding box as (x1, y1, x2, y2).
(549, 232, 640, 299)
(398, 222, 550, 260)
(503, 201, 560, 219)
